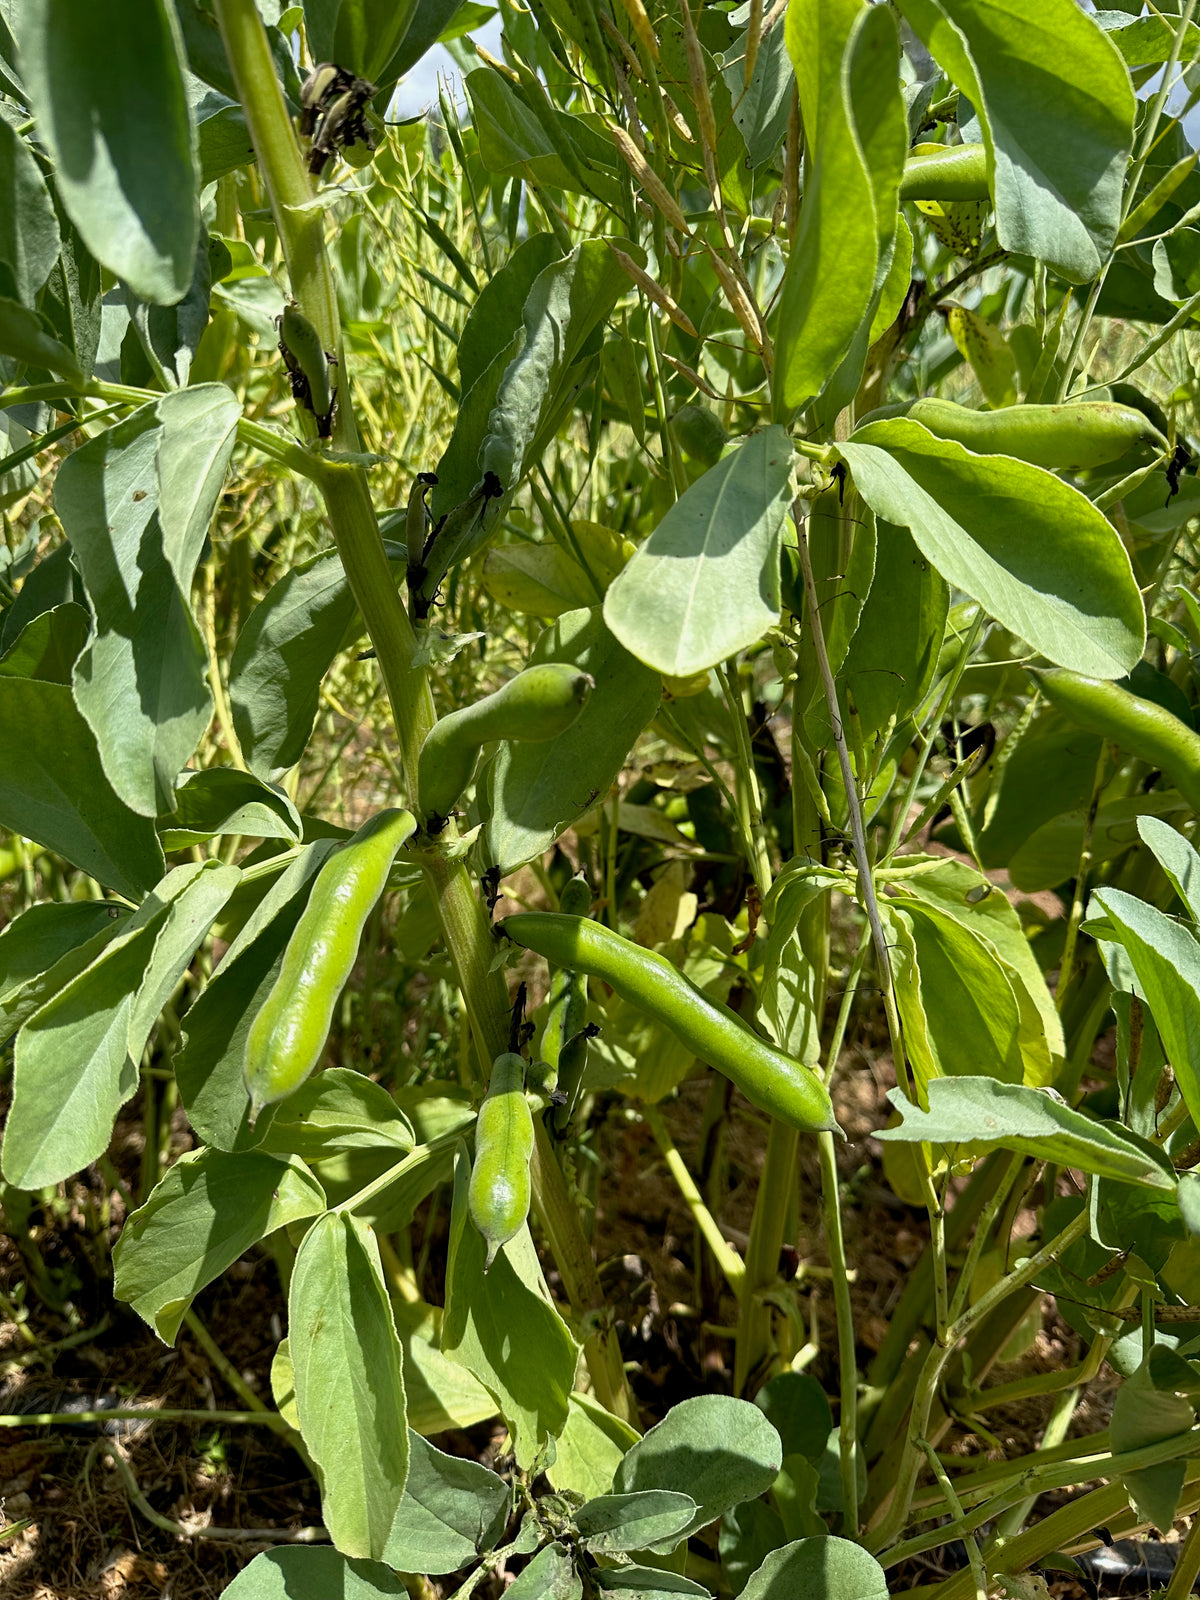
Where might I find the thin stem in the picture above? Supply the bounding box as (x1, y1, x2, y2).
(918, 1440, 986, 1600)
(92, 1438, 325, 1541)
(720, 660, 773, 897)
(1164, 1505, 1200, 1600)
(1056, 740, 1109, 1013)
(820, 1130, 859, 1538)
(181, 1309, 271, 1417)
(0, 1407, 293, 1429)
(644, 1105, 746, 1294)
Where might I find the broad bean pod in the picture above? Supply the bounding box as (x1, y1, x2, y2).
(468, 1052, 534, 1269)
(244, 809, 416, 1121)
(501, 913, 838, 1135)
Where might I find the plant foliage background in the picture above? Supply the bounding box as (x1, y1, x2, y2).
(2, 0, 1200, 1597)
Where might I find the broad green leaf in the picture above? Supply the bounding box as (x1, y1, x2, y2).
(507, 1542, 582, 1600)
(1009, 792, 1189, 895)
(113, 1147, 324, 1342)
(613, 1395, 781, 1543)
(546, 1392, 639, 1501)
(1138, 815, 1200, 923)
(575, 1491, 698, 1556)
(1110, 1362, 1195, 1533)
(888, 857, 1064, 1084)
(894, 0, 1133, 283)
(836, 420, 1145, 678)
(442, 1146, 578, 1469)
(0, 912, 133, 1048)
(222, 1548, 409, 1600)
(303, 0, 419, 84)
(382, 1430, 510, 1575)
(838, 522, 948, 740)
(0, 901, 130, 1013)
(229, 547, 402, 779)
(1102, 12, 1200, 69)
(159, 768, 302, 851)
(480, 539, 613, 618)
(456, 232, 561, 404)
(741, 1536, 888, 1600)
(0, 544, 84, 656)
(0, 677, 164, 896)
(155, 384, 240, 592)
(596, 1568, 711, 1597)
(56, 407, 211, 816)
(878, 1077, 1178, 1190)
(754, 1372, 834, 1467)
(3, 862, 235, 1188)
(121, 233, 223, 388)
(393, 1300, 499, 1437)
(882, 899, 1025, 1086)
(290, 1210, 410, 1560)
(757, 873, 841, 1067)
(722, 1502, 789, 1597)
(775, 1, 879, 414)
(19, 0, 200, 304)
(0, 295, 84, 380)
(482, 606, 662, 876)
(374, 0, 472, 87)
(428, 331, 520, 526)
(481, 238, 639, 495)
(724, 6, 794, 168)
(0, 604, 90, 685)
(174, 840, 339, 1150)
(1092, 888, 1200, 1134)
(258, 1067, 415, 1161)
(0, 115, 60, 306)
(467, 69, 589, 196)
(978, 724, 1103, 869)
(604, 429, 794, 676)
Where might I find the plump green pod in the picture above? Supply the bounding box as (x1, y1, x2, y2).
(898, 143, 989, 201)
(1033, 669, 1200, 812)
(672, 404, 728, 467)
(418, 664, 595, 828)
(280, 303, 334, 421)
(244, 809, 416, 1120)
(502, 913, 839, 1135)
(865, 398, 1169, 471)
(468, 1052, 534, 1269)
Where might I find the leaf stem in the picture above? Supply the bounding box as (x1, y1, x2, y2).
(644, 1104, 746, 1294)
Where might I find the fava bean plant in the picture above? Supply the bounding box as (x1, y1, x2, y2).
(3, 1, 1200, 1597)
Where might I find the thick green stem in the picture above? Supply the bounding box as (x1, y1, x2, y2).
(867, 1209, 1090, 1552)
(734, 1120, 798, 1392)
(645, 1105, 746, 1294)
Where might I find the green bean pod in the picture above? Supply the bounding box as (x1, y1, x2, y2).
(857, 397, 1168, 471)
(468, 1052, 534, 1269)
(501, 913, 838, 1135)
(898, 143, 989, 202)
(1032, 669, 1200, 812)
(280, 303, 334, 425)
(244, 808, 416, 1121)
(418, 664, 595, 830)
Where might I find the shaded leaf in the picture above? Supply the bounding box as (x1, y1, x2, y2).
(222, 1548, 409, 1600)
(383, 1430, 509, 1575)
(878, 1077, 1177, 1190)
(113, 1147, 324, 1342)
(741, 1536, 888, 1600)
(19, 0, 199, 304)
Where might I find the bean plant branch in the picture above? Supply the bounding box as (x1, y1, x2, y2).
(209, 0, 635, 1424)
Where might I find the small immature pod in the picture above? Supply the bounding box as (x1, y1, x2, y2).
(405, 472, 439, 582)
(468, 1052, 535, 1270)
(417, 663, 595, 830)
(280, 303, 335, 433)
(299, 62, 342, 135)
